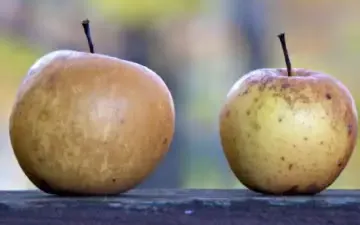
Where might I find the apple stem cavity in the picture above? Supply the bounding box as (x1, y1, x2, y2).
(277, 33, 292, 77)
(82, 19, 95, 53)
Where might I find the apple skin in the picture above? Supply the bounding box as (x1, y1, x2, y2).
(219, 68, 358, 195)
(9, 50, 175, 196)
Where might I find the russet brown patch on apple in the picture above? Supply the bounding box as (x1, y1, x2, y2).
(262, 77, 312, 107)
(325, 93, 332, 100)
(162, 138, 168, 145)
(250, 121, 261, 131)
(281, 83, 291, 89)
(242, 88, 249, 95)
(232, 138, 236, 144)
(347, 124, 353, 136)
(337, 160, 343, 168)
(38, 109, 50, 122)
(304, 183, 321, 194)
(288, 164, 293, 170)
(37, 157, 45, 164)
(248, 75, 275, 92)
(225, 109, 231, 118)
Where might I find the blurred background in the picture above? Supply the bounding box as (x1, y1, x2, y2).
(1, 0, 360, 190)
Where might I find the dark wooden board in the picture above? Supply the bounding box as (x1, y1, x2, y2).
(0, 189, 359, 225)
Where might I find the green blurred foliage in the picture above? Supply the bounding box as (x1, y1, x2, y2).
(0, 37, 40, 82)
(0, 37, 41, 119)
(89, 0, 204, 25)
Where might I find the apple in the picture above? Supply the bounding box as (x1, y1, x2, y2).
(9, 19, 175, 196)
(219, 33, 358, 195)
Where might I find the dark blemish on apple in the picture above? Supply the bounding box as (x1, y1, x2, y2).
(32, 144, 39, 152)
(268, 84, 275, 91)
(112, 178, 116, 183)
(254, 98, 259, 102)
(38, 157, 44, 163)
(238, 89, 249, 97)
(247, 133, 251, 138)
(303, 137, 308, 141)
(281, 83, 291, 89)
(305, 183, 320, 193)
(39, 110, 50, 122)
(163, 138, 168, 145)
(293, 144, 296, 148)
(280, 156, 285, 161)
(320, 141, 324, 145)
(246, 110, 251, 116)
(337, 161, 343, 168)
(326, 93, 332, 100)
(120, 119, 125, 124)
(288, 164, 293, 170)
(282, 185, 299, 195)
(283, 96, 293, 106)
(258, 77, 274, 91)
(251, 122, 261, 131)
(225, 110, 231, 118)
(232, 138, 236, 143)
(278, 117, 283, 122)
(347, 124, 353, 136)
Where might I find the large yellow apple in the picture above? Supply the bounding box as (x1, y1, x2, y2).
(8, 20, 175, 196)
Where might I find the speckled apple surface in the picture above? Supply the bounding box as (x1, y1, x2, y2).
(9, 50, 175, 196)
(219, 68, 358, 195)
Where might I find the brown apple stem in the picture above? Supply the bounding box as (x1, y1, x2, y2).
(277, 33, 292, 77)
(81, 19, 95, 53)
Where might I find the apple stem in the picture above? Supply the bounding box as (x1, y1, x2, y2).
(81, 19, 95, 53)
(277, 33, 292, 77)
